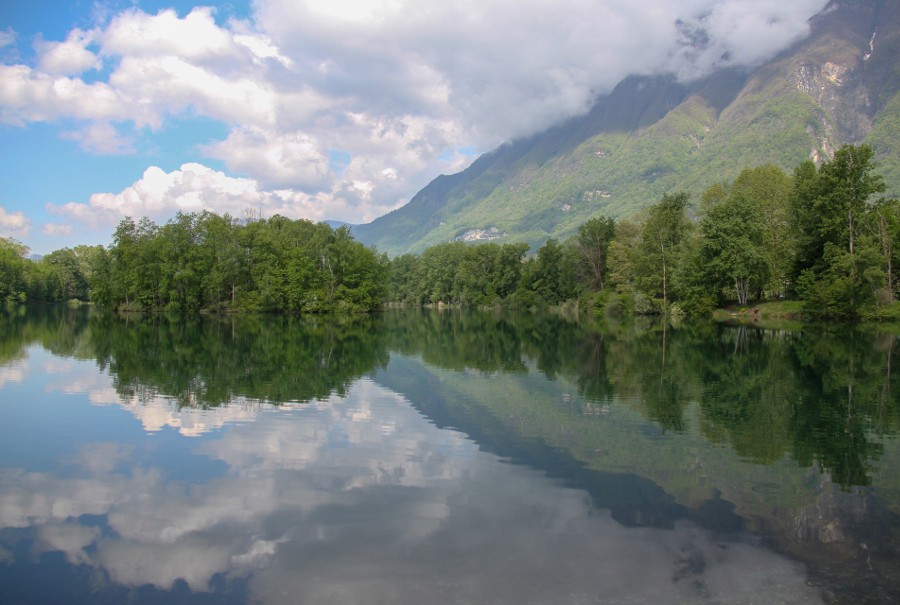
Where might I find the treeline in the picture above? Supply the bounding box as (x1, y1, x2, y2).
(1, 213, 387, 313)
(3, 306, 897, 487)
(619, 144, 898, 319)
(0, 239, 106, 304)
(2, 144, 897, 319)
(389, 144, 899, 320)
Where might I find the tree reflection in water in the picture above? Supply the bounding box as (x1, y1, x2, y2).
(0, 305, 898, 603)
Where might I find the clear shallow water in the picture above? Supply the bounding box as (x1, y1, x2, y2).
(0, 307, 898, 604)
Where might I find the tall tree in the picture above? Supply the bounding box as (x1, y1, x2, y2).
(636, 192, 691, 311)
(867, 199, 900, 302)
(697, 192, 769, 306)
(792, 145, 888, 317)
(814, 145, 886, 262)
(730, 164, 794, 296)
(575, 216, 615, 291)
(0, 237, 29, 302)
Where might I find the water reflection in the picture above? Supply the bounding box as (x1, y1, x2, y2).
(0, 306, 898, 603)
(1, 375, 820, 604)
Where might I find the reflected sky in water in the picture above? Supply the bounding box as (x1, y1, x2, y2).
(0, 343, 824, 604)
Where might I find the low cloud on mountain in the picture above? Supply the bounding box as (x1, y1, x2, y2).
(1, 0, 829, 233)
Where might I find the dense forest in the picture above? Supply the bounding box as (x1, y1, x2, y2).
(2, 144, 898, 320)
(1, 213, 387, 313)
(388, 144, 899, 320)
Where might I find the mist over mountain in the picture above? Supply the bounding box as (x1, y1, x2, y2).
(353, 0, 900, 256)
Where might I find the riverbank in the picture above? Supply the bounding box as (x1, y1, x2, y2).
(712, 299, 900, 329)
(713, 300, 804, 322)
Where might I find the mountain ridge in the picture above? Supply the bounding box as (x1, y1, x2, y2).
(353, 0, 900, 256)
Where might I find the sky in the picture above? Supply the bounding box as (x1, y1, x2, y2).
(0, 0, 830, 254)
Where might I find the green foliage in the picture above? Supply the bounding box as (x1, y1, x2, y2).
(632, 191, 692, 311)
(730, 164, 794, 295)
(861, 301, 900, 322)
(0, 237, 29, 302)
(356, 29, 900, 260)
(575, 216, 616, 291)
(99, 212, 387, 313)
(409, 241, 530, 306)
(696, 186, 769, 305)
(21, 147, 900, 323)
(791, 145, 891, 318)
(864, 91, 900, 198)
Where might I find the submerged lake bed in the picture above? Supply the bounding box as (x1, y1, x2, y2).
(0, 307, 898, 604)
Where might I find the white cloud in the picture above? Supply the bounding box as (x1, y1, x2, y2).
(42, 223, 74, 236)
(0, 206, 31, 238)
(48, 162, 340, 226)
(0, 0, 830, 226)
(0, 28, 17, 49)
(50, 160, 427, 228)
(0, 65, 128, 126)
(34, 29, 100, 75)
(98, 7, 238, 62)
(233, 33, 293, 67)
(663, 0, 830, 79)
(61, 121, 134, 154)
(202, 126, 332, 190)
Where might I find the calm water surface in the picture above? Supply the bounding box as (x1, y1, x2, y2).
(0, 307, 898, 604)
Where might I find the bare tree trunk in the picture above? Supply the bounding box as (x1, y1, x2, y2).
(849, 209, 855, 257)
(662, 257, 668, 312)
(735, 277, 750, 306)
(877, 212, 894, 299)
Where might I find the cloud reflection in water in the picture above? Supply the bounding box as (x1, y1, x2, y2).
(0, 350, 823, 604)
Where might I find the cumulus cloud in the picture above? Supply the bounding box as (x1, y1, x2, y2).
(34, 29, 100, 75)
(98, 7, 238, 61)
(1, 0, 830, 227)
(49, 161, 417, 228)
(49, 163, 280, 225)
(41, 223, 74, 236)
(0, 65, 128, 126)
(0, 206, 31, 238)
(0, 28, 17, 49)
(202, 126, 332, 190)
(61, 121, 134, 154)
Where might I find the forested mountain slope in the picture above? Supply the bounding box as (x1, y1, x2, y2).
(354, 0, 900, 256)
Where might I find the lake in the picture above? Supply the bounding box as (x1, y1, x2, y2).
(0, 306, 898, 604)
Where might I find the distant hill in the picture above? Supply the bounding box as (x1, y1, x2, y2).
(353, 0, 900, 256)
(323, 220, 356, 230)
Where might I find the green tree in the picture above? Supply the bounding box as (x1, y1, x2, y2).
(417, 242, 467, 304)
(697, 190, 769, 306)
(792, 145, 888, 318)
(575, 216, 616, 291)
(635, 192, 691, 312)
(387, 253, 420, 304)
(43, 248, 89, 301)
(521, 238, 577, 306)
(730, 165, 793, 297)
(817, 145, 886, 259)
(0, 237, 30, 302)
(199, 212, 245, 307)
(866, 198, 900, 303)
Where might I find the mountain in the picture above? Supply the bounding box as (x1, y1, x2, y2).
(353, 0, 900, 256)
(322, 219, 356, 230)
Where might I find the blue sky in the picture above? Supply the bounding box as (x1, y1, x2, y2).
(0, 0, 829, 254)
